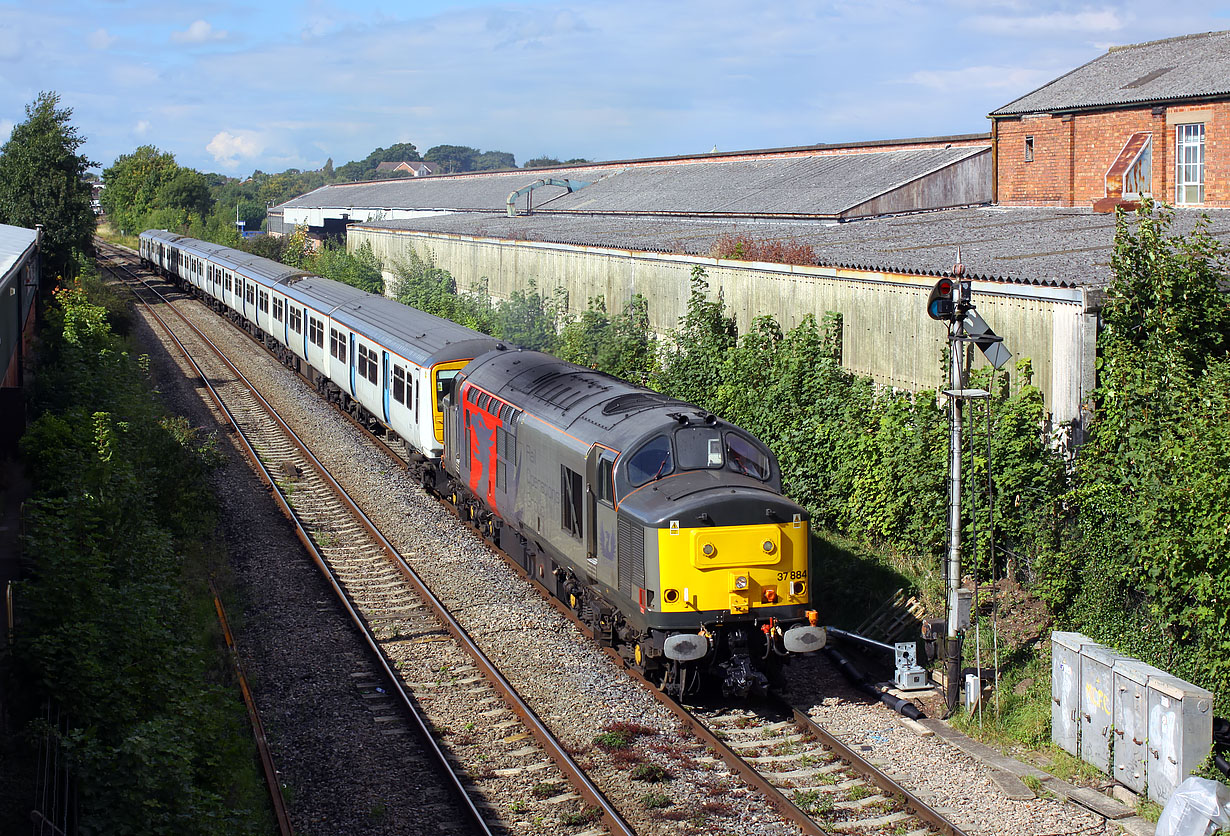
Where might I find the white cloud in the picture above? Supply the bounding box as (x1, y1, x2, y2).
(207, 130, 265, 168)
(172, 20, 228, 44)
(907, 65, 1057, 93)
(133, 120, 150, 136)
(0, 119, 13, 143)
(968, 8, 1126, 36)
(88, 28, 116, 50)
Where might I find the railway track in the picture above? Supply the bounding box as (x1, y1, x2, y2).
(97, 239, 972, 836)
(96, 240, 630, 836)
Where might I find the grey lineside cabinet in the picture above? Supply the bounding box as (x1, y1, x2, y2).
(1051, 631, 1088, 757)
(1049, 632, 1214, 805)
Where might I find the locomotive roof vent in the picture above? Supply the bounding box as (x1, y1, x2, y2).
(601, 392, 677, 416)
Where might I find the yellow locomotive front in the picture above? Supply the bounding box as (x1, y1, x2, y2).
(611, 421, 825, 697)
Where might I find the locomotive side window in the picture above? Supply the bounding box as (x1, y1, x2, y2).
(330, 328, 347, 363)
(626, 435, 674, 487)
(308, 316, 324, 348)
(725, 433, 770, 480)
(289, 306, 302, 333)
(596, 458, 614, 505)
(561, 466, 583, 539)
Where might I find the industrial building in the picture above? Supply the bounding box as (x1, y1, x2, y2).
(266, 31, 1230, 432)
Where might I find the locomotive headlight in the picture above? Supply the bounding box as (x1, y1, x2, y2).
(790, 581, 806, 596)
(663, 588, 680, 604)
(762, 539, 775, 554)
(701, 542, 716, 558)
(733, 575, 748, 590)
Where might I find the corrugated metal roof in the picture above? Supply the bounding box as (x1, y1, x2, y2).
(352, 206, 1230, 290)
(539, 147, 987, 216)
(992, 29, 1230, 116)
(0, 223, 37, 280)
(275, 145, 988, 219)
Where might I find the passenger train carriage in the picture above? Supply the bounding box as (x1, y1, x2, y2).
(139, 229, 825, 697)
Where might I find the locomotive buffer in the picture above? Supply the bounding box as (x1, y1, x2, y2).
(926, 260, 1011, 711)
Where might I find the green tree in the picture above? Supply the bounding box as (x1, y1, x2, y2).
(424, 144, 479, 173)
(0, 91, 96, 274)
(475, 150, 517, 170)
(101, 145, 178, 234)
(523, 156, 563, 169)
(154, 168, 213, 224)
(1051, 202, 1230, 701)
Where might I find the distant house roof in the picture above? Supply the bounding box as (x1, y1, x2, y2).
(374, 160, 437, 175)
(992, 29, 1230, 116)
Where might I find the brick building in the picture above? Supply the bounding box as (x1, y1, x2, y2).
(990, 30, 1230, 209)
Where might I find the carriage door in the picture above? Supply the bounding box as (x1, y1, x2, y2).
(585, 446, 618, 579)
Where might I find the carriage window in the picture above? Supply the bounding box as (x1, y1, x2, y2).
(225, 273, 233, 292)
(273, 297, 284, 322)
(725, 433, 770, 480)
(245, 282, 255, 305)
(289, 306, 302, 333)
(561, 466, 583, 539)
(308, 317, 324, 348)
(393, 365, 406, 405)
(626, 435, 673, 487)
(258, 289, 269, 314)
(435, 370, 459, 411)
(330, 328, 347, 362)
(358, 344, 378, 384)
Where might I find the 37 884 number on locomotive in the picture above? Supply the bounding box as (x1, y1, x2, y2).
(138, 228, 826, 697)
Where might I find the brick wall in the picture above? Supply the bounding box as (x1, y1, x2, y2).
(995, 101, 1230, 208)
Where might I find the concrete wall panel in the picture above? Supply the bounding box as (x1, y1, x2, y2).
(350, 227, 1091, 424)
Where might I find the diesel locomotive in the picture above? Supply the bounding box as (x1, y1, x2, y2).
(138, 229, 826, 697)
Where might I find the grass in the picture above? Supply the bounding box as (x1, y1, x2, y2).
(641, 791, 672, 810)
(630, 763, 670, 782)
(560, 807, 602, 826)
(531, 782, 562, 798)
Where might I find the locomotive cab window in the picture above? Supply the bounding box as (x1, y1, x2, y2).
(725, 433, 770, 480)
(676, 426, 724, 470)
(626, 434, 674, 487)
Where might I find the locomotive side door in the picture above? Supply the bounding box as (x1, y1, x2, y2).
(585, 445, 618, 585)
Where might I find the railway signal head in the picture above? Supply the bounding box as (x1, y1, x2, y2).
(927, 278, 956, 321)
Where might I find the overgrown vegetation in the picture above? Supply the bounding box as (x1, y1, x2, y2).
(0, 92, 96, 276)
(11, 270, 269, 833)
(710, 233, 817, 265)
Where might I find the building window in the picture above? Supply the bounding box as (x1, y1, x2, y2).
(1175, 123, 1205, 205)
(1024, 135, 1034, 162)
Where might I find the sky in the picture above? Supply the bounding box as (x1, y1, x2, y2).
(2, 1, 1229, 178)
